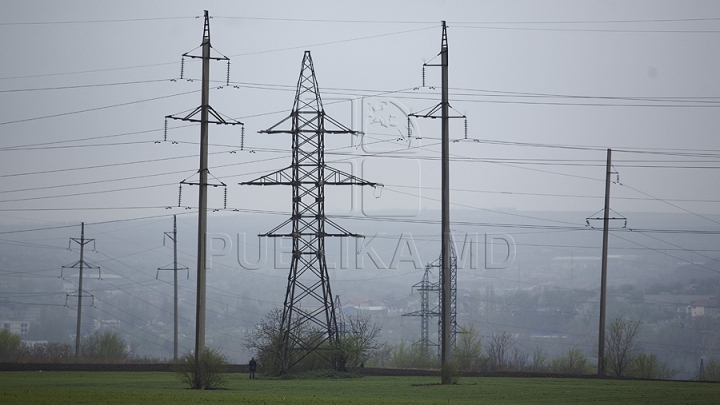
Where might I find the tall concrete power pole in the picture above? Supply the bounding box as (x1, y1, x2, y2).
(408, 21, 464, 384)
(165, 10, 241, 388)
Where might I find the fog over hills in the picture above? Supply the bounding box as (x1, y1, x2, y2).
(1, 209, 718, 378)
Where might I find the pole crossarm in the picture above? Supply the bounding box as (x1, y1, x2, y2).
(409, 108, 465, 120)
(166, 105, 242, 126)
(61, 260, 101, 278)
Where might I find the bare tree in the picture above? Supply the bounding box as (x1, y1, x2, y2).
(334, 313, 383, 371)
(486, 331, 514, 371)
(530, 346, 548, 372)
(245, 309, 382, 375)
(605, 316, 642, 377)
(509, 347, 529, 371)
(244, 308, 296, 376)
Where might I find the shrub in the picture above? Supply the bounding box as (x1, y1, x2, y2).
(176, 347, 228, 389)
(390, 340, 438, 369)
(452, 325, 483, 372)
(20, 342, 73, 361)
(628, 353, 659, 379)
(80, 331, 127, 360)
(551, 346, 592, 375)
(245, 309, 382, 376)
(698, 359, 720, 382)
(0, 329, 21, 360)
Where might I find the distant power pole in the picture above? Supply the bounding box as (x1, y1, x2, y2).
(598, 149, 612, 376)
(61, 222, 99, 357)
(242, 51, 379, 373)
(585, 148, 624, 376)
(165, 10, 242, 388)
(157, 215, 189, 362)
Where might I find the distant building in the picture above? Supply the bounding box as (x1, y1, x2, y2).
(1, 320, 30, 339)
(688, 298, 719, 318)
(93, 319, 120, 330)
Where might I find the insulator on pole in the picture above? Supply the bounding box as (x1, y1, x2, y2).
(422, 65, 426, 87)
(178, 184, 183, 207)
(226, 60, 231, 86)
(180, 56, 185, 79)
(164, 118, 168, 142)
(223, 187, 228, 210)
(464, 117, 468, 140)
(241, 125, 245, 151)
(407, 116, 412, 137)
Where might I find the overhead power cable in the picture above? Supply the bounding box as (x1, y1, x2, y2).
(0, 26, 436, 81)
(454, 24, 720, 34)
(0, 89, 200, 126)
(0, 78, 172, 93)
(0, 16, 195, 26)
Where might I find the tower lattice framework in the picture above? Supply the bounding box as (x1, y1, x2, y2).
(242, 51, 379, 371)
(402, 263, 440, 349)
(403, 237, 457, 357)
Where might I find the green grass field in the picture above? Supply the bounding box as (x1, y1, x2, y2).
(0, 372, 718, 404)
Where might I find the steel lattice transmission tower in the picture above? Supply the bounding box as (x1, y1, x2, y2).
(403, 237, 457, 356)
(402, 263, 439, 349)
(242, 51, 379, 372)
(437, 237, 458, 357)
(334, 295, 347, 336)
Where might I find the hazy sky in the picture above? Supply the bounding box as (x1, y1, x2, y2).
(4, 1, 720, 365)
(2, 0, 720, 229)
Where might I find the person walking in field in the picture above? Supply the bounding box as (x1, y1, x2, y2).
(249, 357, 257, 379)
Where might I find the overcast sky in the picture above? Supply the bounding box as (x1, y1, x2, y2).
(2, 0, 720, 231)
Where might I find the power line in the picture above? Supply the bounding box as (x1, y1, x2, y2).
(454, 24, 720, 34)
(0, 89, 200, 126)
(0, 16, 195, 26)
(0, 26, 436, 82)
(0, 78, 172, 93)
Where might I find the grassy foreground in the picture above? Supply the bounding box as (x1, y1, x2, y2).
(0, 371, 718, 405)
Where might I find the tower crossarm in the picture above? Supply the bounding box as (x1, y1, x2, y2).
(241, 165, 381, 187)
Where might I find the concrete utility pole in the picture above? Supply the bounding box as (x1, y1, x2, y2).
(195, 11, 211, 375)
(158, 215, 188, 362)
(439, 20, 452, 384)
(62, 222, 99, 357)
(598, 148, 612, 375)
(409, 21, 464, 384)
(165, 10, 241, 388)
